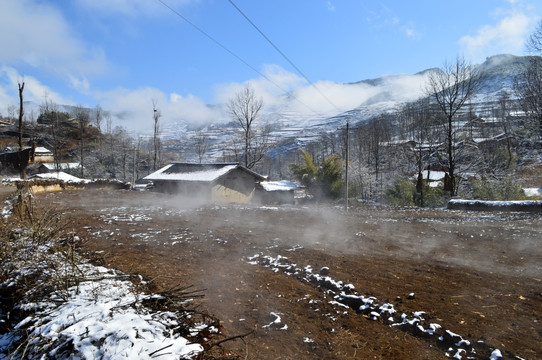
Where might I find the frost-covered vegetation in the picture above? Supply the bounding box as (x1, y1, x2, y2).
(1, 55, 541, 206)
(0, 194, 216, 359)
(290, 55, 542, 206)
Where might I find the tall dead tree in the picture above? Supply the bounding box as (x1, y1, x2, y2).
(425, 56, 480, 196)
(18, 82, 25, 178)
(152, 100, 161, 171)
(18, 82, 24, 151)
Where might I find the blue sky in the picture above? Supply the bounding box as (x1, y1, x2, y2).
(0, 0, 541, 132)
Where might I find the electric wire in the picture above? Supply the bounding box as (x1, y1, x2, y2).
(228, 0, 342, 113)
(156, 0, 322, 115)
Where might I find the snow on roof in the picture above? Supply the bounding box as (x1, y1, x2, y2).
(34, 146, 52, 154)
(144, 163, 239, 182)
(260, 180, 298, 192)
(418, 170, 447, 181)
(449, 199, 542, 208)
(31, 171, 87, 183)
(42, 162, 81, 170)
(523, 188, 542, 198)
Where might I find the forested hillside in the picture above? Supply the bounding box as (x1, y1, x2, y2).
(1, 55, 541, 206)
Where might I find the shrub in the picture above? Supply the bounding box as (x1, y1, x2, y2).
(471, 177, 528, 201)
(290, 149, 344, 200)
(385, 179, 415, 206)
(385, 179, 449, 208)
(422, 184, 449, 208)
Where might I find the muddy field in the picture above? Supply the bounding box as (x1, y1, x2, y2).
(32, 189, 542, 359)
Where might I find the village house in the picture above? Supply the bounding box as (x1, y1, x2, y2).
(38, 162, 82, 173)
(33, 147, 54, 163)
(255, 180, 299, 205)
(143, 162, 267, 203)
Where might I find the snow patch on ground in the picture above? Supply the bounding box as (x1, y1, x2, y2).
(7, 272, 203, 359)
(0, 206, 207, 359)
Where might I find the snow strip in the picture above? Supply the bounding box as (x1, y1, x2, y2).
(248, 253, 509, 359)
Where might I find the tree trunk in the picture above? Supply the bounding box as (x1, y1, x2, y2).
(18, 82, 25, 179)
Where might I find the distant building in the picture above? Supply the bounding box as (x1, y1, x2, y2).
(33, 147, 54, 163)
(144, 162, 266, 203)
(256, 180, 299, 204)
(38, 162, 81, 173)
(29, 171, 86, 183)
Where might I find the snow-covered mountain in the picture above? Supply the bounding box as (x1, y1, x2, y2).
(14, 54, 534, 163)
(166, 54, 533, 162)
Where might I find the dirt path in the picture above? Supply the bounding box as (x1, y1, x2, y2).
(33, 189, 542, 359)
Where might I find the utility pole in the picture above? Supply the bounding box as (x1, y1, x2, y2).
(345, 121, 349, 211)
(80, 119, 84, 178)
(132, 147, 136, 188)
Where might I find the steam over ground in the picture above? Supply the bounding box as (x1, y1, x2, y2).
(30, 189, 542, 359)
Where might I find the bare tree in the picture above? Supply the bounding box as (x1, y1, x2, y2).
(425, 56, 480, 195)
(73, 105, 90, 178)
(114, 127, 132, 180)
(194, 129, 210, 164)
(7, 105, 16, 123)
(94, 104, 103, 131)
(228, 85, 264, 169)
(98, 110, 116, 174)
(152, 100, 162, 171)
(514, 57, 542, 143)
(39, 97, 64, 172)
(527, 20, 542, 54)
(248, 123, 270, 169)
(402, 98, 438, 206)
(515, 20, 542, 144)
(94, 104, 103, 162)
(495, 92, 515, 169)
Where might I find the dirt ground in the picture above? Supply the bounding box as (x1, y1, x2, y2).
(30, 188, 542, 359)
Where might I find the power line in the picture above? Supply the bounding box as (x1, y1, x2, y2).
(155, 0, 321, 115)
(228, 0, 342, 113)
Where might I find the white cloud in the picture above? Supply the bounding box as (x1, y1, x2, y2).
(94, 87, 223, 134)
(69, 76, 91, 93)
(168, 92, 224, 125)
(74, 0, 194, 17)
(289, 80, 376, 114)
(213, 65, 429, 119)
(403, 23, 421, 40)
(327, 1, 336, 12)
(0, 0, 108, 78)
(0, 66, 70, 108)
(213, 64, 307, 107)
(459, 12, 535, 61)
(285, 73, 427, 116)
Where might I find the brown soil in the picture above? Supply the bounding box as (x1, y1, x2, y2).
(31, 189, 542, 359)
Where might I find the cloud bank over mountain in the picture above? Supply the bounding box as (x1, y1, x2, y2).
(1, 0, 540, 134)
